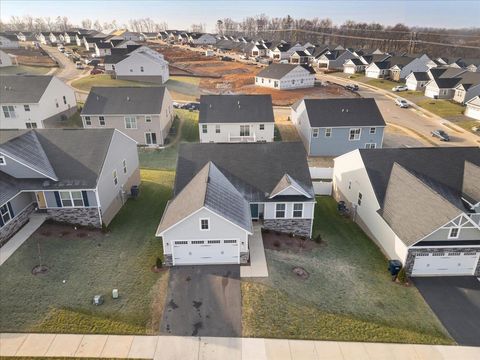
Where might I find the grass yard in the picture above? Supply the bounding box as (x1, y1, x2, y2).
(0, 169, 174, 335)
(138, 109, 199, 170)
(242, 197, 453, 344)
(165, 76, 201, 101)
(71, 75, 156, 92)
(415, 99, 465, 119)
(0, 65, 52, 75)
(364, 78, 401, 91)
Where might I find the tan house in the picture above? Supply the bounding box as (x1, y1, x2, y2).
(81, 87, 173, 146)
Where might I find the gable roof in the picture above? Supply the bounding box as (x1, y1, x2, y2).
(269, 174, 311, 198)
(345, 58, 364, 66)
(410, 72, 430, 81)
(256, 63, 315, 79)
(300, 98, 386, 128)
(0, 75, 53, 103)
(176, 142, 314, 203)
(199, 95, 274, 124)
(156, 162, 252, 235)
(82, 86, 166, 115)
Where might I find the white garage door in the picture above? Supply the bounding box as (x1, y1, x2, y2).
(412, 251, 480, 276)
(172, 239, 239, 265)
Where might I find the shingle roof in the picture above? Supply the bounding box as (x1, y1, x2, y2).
(176, 142, 314, 203)
(345, 58, 364, 66)
(411, 72, 430, 81)
(0, 75, 53, 103)
(256, 64, 315, 79)
(82, 87, 166, 115)
(371, 61, 391, 70)
(301, 98, 386, 128)
(199, 95, 274, 124)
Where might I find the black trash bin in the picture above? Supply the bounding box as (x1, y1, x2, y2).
(131, 185, 140, 198)
(388, 260, 402, 277)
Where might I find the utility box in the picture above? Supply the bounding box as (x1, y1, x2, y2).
(131, 185, 139, 198)
(93, 295, 104, 306)
(112, 289, 119, 299)
(388, 260, 402, 276)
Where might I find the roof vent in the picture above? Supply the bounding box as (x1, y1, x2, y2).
(96, 96, 99, 101)
(341, 108, 344, 112)
(126, 96, 130, 101)
(346, 109, 349, 113)
(238, 100, 241, 108)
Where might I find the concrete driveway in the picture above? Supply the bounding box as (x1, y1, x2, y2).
(413, 276, 480, 346)
(160, 265, 241, 337)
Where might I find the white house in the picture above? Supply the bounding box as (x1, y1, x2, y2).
(465, 96, 480, 121)
(0, 50, 13, 67)
(112, 47, 169, 84)
(343, 58, 366, 74)
(189, 33, 217, 46)
(95, 42, 113, 57)
(0, 75, 77, 129)
(333, 147, 480, 277)
(255, 64, 316, 90)
(405, 72, 430, 91)
(365, 61, 391, 78)
(0, 33, 19, 48)
(317, 50, 357, 70)
(199, 95, 275, 143)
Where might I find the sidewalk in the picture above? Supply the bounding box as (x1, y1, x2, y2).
(0, 213, 47, 266)
(241, 223, 269, 278)
(1, 333, 479, 359)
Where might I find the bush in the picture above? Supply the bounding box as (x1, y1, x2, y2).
(396, 267, 408, 284)
(273, 240, 281, 248)
(156, 257, 163, 269)
(313, 234, 322, 244)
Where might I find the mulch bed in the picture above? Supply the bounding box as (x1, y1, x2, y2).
(37, 222, 103, 240)
(262, 231, 320, 252)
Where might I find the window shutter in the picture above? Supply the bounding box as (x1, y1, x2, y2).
(7, 202, 14, 218)
(54, 191, 62, 207)
(82, 191, 89, 207)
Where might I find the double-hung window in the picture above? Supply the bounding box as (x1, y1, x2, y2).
(60, 191, 73, 207)
(349, 128, 361, 141)
(2, 106, 15, 118)
(0, 203, 12, 225)
(215, 125, 220, 133)
(448, 227, 460, 239)
(312, 128, 319, 138)
(145, 115, 152, 123)
(26, 122, 37, 129)
(240, 125, 250, 137)
(202, 124, 208, 134)
(357, 192, 363, 206)
(259, 124, 265, 130)
(325, 128, 332, 137)
(24, 105, 30, 112)
(63, 96, 67, 105)
(113, 170, 118, 186)
(71, 191, 84, 207)
(365, 143, 376, 149)
(59, 191, 84, 207)
(123, 160, 127, 174)
(275, 203, 286, 218)
(200, 218, 209, 230)
(84, 116, 91, 126)
(370, 127, 376, 134)
(99, 116, 105, 126)
(293, 203, 303, 218)
(125, 116, 137, 129)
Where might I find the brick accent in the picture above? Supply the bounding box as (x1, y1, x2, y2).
(240, 251, 249, 264)
(47, 208, 101, 228)
(405, 247, 480, 276)
(0, 203, 35, 247)
(263, 218, 312, 237)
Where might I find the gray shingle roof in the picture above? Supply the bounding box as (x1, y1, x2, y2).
(199, 95, 274, 124)
(301, 98, 386, 128)
(256, 64, 315, 79)
(411, 72, 430, 81)
(0, 75, 53, 103)
(176, 142, 314, 203)
(81, 87, 166, 115)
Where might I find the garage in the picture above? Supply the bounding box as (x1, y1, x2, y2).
(412, 251, 480, 276)
(172, 239, 239, 265)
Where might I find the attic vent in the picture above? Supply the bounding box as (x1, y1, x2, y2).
(209, 104, 212, 109)
(346, 109, 349, 112)
(126, 96, 130, 101)
(96, 96, 99, 101)
(341, 109, 344, 112)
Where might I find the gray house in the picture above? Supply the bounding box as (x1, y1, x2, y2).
(156, 142, 315, 266)
(81, 86, 173, 146)
(292, 98, 386, 156)
(0, 129, 140, 245)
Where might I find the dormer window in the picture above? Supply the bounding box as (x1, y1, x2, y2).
(448, 227, 460, 239)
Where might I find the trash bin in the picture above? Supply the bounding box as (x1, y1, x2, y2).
(130, 185, 139, 198)
(388, 260, 402, 276)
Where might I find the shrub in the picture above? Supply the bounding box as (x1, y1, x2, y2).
(313, 234, 322, 244)
(396, 267, 408, 284)
(273, 240, 281, 248)
(156, 257, 163, 269)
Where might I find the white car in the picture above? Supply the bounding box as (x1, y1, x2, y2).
(395, 98, 409, 108)
(392, 85, 408, 92)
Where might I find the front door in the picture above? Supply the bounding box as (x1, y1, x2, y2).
(250, 204, 259, 219)
(36, 192, 46, 209)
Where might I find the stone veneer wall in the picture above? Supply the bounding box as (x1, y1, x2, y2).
(263, 218, 312, 237)
(240, 251, 249, 264)
(163, 254, 173, 267)
(0, 203, 35, 247)
(405, 247, 480, 276)
(47, 208, 101, 228)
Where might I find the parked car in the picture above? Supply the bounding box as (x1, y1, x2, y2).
(395, 98, 409, 108)
(345, 84, 359, 91)
(75, 61, 84, 69)
(239, 55, 248, 60)
(172, 102, 181, 109)
(57, 46, 65, 53)
(392, 85, 408, 92)
(472, 126, 480, 133)
(221, 56, 234, 61)
(431, 129, 450, 141)
(64, 51, 72, 57)
(90, 68, 104, 75)
(278, 59, 289, 64)
(259, 58, 272, 65)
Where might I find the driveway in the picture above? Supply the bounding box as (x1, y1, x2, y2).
(160, 265, 241, 337)
(413, 276, 480, 346)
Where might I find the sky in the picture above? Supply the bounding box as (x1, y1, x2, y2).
(1, 0, 479, 30)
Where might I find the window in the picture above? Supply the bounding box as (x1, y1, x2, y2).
(325, 128, 332, 137)
(122, 159, 127, 174)
(55, 99, 59, 108)
(125, 116, 137, 129)
(0, 156, 5, 165)
(175, 241, 188, 245)
(63, 96, 67, 105)
(348, 181, 352, 190)
(84, 116, 91, 126)
(208, 240, 221, 244)
(293, 203, 303, 218)
(224, 240, 237, 244)
(192, 240, 205, 244)
(60, 191, 73, 207)
(2, 105, 16, 118)
(113, 170, 118, 186)
(26, 122, 37, 129)
(274, 81, 278, 88)
(145, 132, 157, 145)
(0, 203, 12, 225)
(145, 115, 151, 123)
(370, 127, 376, 134)
(261, 78, 264, 83)
(200, 218, 209, 230)
(349, 128, 361, 141)
(240, 125, 250, 137)
(24, 104, 30, 112)
(259, 124, 265, 130)
(140, 66, 144, 72)
(275, 203, 286, 218)
(112, 64, 115, 70)
(357, 192, 363, 206)
(215, 125, 220, 133)
(365, 143, 376, 149)
(202, 124, 208, 134)
(71, 191, 84, 207)
(312, 128, 319, 138)
(448, 227, 460, 239)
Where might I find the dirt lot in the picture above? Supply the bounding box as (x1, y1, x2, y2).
(6, 47, 57, 67)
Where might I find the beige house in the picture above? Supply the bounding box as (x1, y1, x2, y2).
(81, 86, 173, 146)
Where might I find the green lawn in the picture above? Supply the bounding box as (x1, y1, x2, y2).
(364, 78, 401, 91)
(71, 75, 156, 92)
(242, 197, 453, 344)
(0, 169, 173, 335)
(0, 65, 52, 75)
(415, 99, 465, 119)
(165, 76, 201, 101)
(138, 109, 199, 170)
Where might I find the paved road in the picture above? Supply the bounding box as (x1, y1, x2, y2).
(413, 277, 480, 347)
(161, 265, 241, 337)
(40, 44, 85, 82)
(317, 73, 480, 147)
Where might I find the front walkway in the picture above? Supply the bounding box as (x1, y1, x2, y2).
(0, 213, 47, 266)
(1, 333, 479, 360)
(241, 223, 268, 278)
